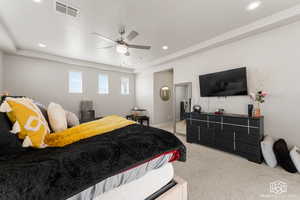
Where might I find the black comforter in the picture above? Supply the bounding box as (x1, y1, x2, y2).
(0, 124, 186, 200)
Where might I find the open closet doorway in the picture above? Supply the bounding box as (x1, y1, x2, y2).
(173, 82, 192, 135)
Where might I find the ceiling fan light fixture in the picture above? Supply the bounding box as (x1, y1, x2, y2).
(116, 44, 128, 54)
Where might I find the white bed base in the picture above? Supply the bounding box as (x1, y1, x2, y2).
(156, 176, 188, 200)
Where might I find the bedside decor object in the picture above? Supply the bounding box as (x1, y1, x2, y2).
(127, 108, 150, 126)
(193, 105, 201, 113)
(215, 108, 224, 115)
(250, 91, 267, 117)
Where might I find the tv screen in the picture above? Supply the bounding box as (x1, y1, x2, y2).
(199, 67, 248, 97)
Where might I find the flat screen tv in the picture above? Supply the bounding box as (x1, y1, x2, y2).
(199, 67, 248, 97)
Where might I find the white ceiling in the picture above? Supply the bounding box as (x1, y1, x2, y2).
(0, 0, 300, 69)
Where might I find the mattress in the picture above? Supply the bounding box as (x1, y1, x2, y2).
(68, 153, 174, 200)
(95, 163, 174, 200)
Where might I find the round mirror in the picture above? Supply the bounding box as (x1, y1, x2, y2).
(160, 86, 171, 101)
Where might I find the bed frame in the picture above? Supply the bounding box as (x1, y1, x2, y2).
(156, 176, 187, 200)
(93, 176, 187, 200)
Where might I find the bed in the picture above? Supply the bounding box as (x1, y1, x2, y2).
(0, 122, 186, 200)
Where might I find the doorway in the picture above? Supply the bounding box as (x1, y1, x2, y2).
(173, 82, 192, 135)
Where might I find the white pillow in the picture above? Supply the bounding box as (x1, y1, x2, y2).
(65, 111, 80, 128)
(47, 103, 68, 132)
(290, 146, 300, 173)
(261, 135, 277, 168)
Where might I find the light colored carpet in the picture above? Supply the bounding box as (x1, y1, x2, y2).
(176, 120, 187, 135)
(153, 123, 300, 200)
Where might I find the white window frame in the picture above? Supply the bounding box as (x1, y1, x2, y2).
(121, 77, 130, 95)
(68, 71, 83, 94)
(98, 73, 109, 94)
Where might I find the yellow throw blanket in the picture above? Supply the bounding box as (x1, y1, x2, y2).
(45, 115, 136, 147)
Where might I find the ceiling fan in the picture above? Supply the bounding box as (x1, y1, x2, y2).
(92, 26, 151, 56)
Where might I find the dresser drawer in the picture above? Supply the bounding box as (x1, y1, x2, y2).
(234, 126, 262, 145)
(186, 122, 199, 143)
(189, 112, 207, 120)
(215, 138, 234, 153)
(223, 117, 249, 126)
(199, 127, 215, 146)
(218, 124, 235, 140)
(235, 141, 261, 156)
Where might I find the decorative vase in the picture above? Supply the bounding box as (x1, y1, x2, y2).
(254, 103, 261, 117)
(248, 104, 254, 117)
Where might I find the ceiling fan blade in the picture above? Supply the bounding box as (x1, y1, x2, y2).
(96, 45, 115, 49)
(91, 32, 116, 44)
(127, 44, 151, 50)
(127, 31, 139, 41)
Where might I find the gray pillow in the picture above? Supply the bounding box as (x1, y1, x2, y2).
(65, 111, 80, 128)
(290, 146, 300, 173)
(261, 135, 277, 168)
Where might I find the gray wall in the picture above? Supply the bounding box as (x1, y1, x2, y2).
(0, 51, 3, 91)
(153, 70, 173, 124)
(136, 20, 300, 147)
(3, 54, 136, 117)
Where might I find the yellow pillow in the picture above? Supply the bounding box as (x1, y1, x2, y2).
(4, 97, 50, 148)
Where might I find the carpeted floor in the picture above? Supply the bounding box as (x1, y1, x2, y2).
(154, 123, 300, 200)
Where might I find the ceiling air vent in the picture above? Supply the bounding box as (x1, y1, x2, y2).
(55, 1, 80, 18)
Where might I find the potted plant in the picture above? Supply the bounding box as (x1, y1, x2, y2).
(250, 91, 267, 117)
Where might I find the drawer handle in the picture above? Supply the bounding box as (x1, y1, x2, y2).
(248, 119, 250, 135)
(234, 131, 236, 151)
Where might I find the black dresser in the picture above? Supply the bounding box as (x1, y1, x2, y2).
(186, 112, 264, 163)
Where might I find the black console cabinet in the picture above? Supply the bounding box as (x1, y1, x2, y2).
(186, 112, 264, 163)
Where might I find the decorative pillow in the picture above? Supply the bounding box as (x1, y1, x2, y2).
(261, 135, 277, 168)
(273, 139, 297, 173)
(48, 103, 68, 132)
(65, 111, 80, 128)
(0, 97, 50, 148)
(34, 101, 53, 132)
(34, 101, 49, 123)
(0, 112, 23, 156)
(290, 146, 300, 173)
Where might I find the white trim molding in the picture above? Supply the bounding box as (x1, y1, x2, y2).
(0, 21, 16, 53)
(14, 50, 135, 74)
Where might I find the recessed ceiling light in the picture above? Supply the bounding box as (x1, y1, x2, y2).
(33, 0, 42, 3)
(247, 1, 262, 11)
(162, 46, 169, 50)
(38, 43, 47, 48)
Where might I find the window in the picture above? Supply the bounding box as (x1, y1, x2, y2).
(121, 77, 130, 95)
(69, 71, 82, 93)
(98, 74, 109, 94)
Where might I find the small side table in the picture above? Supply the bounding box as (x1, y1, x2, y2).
(126, 115, 150, 126)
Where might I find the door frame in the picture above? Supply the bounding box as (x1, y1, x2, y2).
(173, 82, 192, 136)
